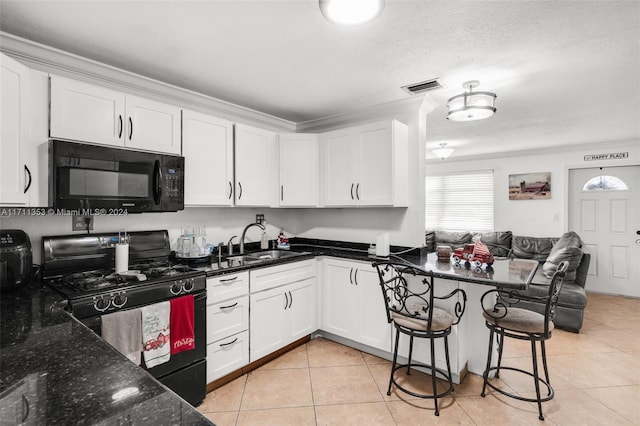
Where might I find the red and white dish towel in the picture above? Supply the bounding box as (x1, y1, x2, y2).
(141, 301, 171, 368)
(170, 295, 195, 354)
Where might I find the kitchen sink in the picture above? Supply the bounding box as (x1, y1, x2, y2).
(225, 250, 307, 264)
(245, 250, 303, 260)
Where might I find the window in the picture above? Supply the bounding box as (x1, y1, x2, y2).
(425, 170, 494, 232)
(582, 175, 629, 191)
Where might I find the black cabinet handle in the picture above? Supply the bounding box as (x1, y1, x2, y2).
(349, 268, 354, 285)
(356, 183, 360, 200)
(354, 268, 359, 285)
(219, 276, 237, 283)
(284, 292, 289, 310)
(219, 337, 238, 347)
(238, 182, 243, 200)
(281, 185, 284, 201)
(350, 183, 354, 200)
(228, 181, 233, 199)
(288, 291, 293, 309)
(128, 117, 133, 140)
(118, 115, 123, 139)
(24, 165, 32, 193)
(220, 302, 238, 310)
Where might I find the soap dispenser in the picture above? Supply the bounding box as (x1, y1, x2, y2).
(260, 231, 269, 249)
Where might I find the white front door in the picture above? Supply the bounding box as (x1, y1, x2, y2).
(569, 166, 640, 297)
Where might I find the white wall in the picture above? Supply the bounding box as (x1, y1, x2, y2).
(425, 139, 640, 237)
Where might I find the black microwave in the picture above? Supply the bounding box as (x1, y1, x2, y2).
(49, 140, 184, 213)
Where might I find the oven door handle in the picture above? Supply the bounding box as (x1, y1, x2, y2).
(153, 160, 162, 205)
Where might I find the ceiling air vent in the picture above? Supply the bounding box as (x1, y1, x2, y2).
(401, 78, 442, 95)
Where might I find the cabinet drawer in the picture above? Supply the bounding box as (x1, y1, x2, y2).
(250, 259, 316, 293)
(206, 271, 249, 304)
(206, 295, 249, 344)
(206, 330, 249, 383)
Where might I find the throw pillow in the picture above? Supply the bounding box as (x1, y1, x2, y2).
(542, 231, 583, 281)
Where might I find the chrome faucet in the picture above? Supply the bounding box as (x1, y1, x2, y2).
(239, 222, 265, 254)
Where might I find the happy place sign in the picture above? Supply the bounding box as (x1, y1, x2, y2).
(584, 152, 628, 161)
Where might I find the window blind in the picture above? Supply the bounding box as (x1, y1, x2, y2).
(425, 170, 494, 232)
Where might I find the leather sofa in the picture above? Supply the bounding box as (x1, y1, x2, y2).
(424, 230, 590, 332)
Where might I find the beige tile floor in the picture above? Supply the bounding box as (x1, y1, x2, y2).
(198, 293, 639, 425)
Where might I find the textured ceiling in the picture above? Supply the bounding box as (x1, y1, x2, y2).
(1, 0, 638, 159)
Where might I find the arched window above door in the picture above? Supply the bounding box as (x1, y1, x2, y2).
(582, 175, 629, 191)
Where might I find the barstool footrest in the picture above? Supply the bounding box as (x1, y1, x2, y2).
(482, 366, 554, 403)
(390, 363, 454, 399)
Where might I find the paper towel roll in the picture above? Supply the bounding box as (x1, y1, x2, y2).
(115, 243, 129, 273)
(376, 233, 390, 257)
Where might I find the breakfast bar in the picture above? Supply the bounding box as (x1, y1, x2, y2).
(372, 252, 540, 381)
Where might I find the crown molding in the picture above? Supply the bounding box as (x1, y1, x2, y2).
(0, 32, 296, 132)
(296, 95, 427, 133)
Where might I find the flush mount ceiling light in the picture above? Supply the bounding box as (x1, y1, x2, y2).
(319, 0, 384, 25)
(446, 80, 497, 122)
(432, 143, 454, 160)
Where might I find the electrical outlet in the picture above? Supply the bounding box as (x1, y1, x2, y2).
(72, 215, 94, 231)
(256, 214, 265, 224)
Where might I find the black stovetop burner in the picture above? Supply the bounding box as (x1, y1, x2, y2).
(59, 262, 196, 292)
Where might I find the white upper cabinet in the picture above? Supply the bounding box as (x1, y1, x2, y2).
(321, 119, 408, 207)
(50, 76, 125, 148)
(234, 123, 277, 207)
(1, 54, 30, 206)
(1, 54, 49, 207)
(182, 110, 234, 206)
(278, 133, 319, 207)
(124, 95, 181, 154)
(50, 76, 181, 155)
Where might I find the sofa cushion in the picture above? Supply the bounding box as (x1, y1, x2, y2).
(512, 236, 558, 261)
(542, 231, 583, 281)
(434, 230, 472, 249)
(519, 281, 587, 309)
(474, 231, 513, 257)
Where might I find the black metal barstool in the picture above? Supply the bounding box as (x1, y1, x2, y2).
(373, 261, 467, 416)
(480, 261, 568, 420)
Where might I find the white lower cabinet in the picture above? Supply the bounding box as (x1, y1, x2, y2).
(249, 260, 317, 363)
(205, 272, 249, 383)
(206, 295, 249, 346)
(322, 258, 391, 352)
(206, 331, 249, 384)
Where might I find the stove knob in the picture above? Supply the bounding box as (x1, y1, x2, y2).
(113, 294, 127, 308)
(183, 279, 194, 292)
(94, 298, 110, 312)
(170, 283, 182, 295)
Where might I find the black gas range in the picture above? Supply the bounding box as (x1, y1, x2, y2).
(42, 230, 206, 319)
(41, 230, 207, 407)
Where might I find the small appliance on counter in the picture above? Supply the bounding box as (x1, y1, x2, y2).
(175, 227, 211, 266)
(0, 229, 33, 291)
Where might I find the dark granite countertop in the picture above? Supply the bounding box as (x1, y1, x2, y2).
(197, 238, 538, 289)
(0, 282, 213, 425)
(0, 238, 537, 425)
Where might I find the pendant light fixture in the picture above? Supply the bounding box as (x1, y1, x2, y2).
(319, 0, 385, 25)
(432, 143, 454, 160)
(446, 80, 497, 121)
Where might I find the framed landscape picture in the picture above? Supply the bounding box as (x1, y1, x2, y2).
(509, 172, 551, 200)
